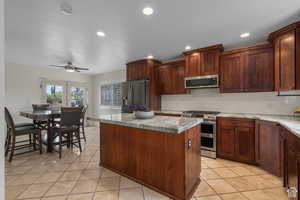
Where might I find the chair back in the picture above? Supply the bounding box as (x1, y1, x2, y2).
(60, 107, 82, 127)
(32, 104, 50, 111)
(5, 107, 15, 131)
(82, 105, 88, 118)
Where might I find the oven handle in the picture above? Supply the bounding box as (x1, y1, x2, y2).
(201, 133, 214, 138)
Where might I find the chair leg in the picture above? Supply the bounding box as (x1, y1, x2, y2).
(33, 134, 36, 151)
(9, 136, 16, 162)
(5, 134, 11, 157)
(29, 134, 32, 144)
(38, 133, 42, 154)
(82, 126, 86, 142)
(59, 132, 62, 159)
(76, 131, 82, 152)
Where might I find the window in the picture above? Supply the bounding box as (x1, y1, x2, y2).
(70, 87, 85, 107)
(101, 83, 122, 106)
(45, 84, 65, 105)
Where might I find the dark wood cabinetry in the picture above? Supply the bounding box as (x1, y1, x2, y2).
(281, 127, 300, 199)
(269, 21, 300, 91)
(220, 44, 274, 93)
(100, 123, 201, 200)
(217, 117, 255, 164)
(157, 60, 187, 95)
(219, 52, 244, 93)
(126, 59, 162, 110)
(184, 44, 223, 77)
(255, 120, 282, 177)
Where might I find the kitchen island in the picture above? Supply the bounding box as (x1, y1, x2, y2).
(89, 113, 202, 200)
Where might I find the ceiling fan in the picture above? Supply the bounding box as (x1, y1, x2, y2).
(49, 62, 89, 72)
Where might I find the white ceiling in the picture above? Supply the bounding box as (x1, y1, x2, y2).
(5, 0, 300, 74)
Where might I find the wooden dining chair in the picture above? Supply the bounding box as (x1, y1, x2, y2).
(5, 107, 42, 162)
(32, 104, 50, 130)
(80, 105, 88, 142)
(50, 107, 82, 159)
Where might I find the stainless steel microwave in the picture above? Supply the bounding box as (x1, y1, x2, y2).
(185, 75, 219, 89)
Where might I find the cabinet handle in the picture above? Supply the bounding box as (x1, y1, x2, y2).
(187, 139, 192, 149)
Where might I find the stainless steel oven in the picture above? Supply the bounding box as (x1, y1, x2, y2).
(183, 111, 219, 159)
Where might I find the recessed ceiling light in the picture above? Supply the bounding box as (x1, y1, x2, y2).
(240, 32, 250, 38)
(143, 7, 154, 15)
(97, 31, 106, 37)
(147, 55, 154, 59)
(185, 45, 191, 50)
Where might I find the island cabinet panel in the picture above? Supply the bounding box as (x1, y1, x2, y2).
(217, 117, 255, 164)
(220, 44, 274, 93)
(100, 123, 201, 200)
(255, 120, 282, 177)
(184, 44, 223, 77)
(157, 60, 187, 94)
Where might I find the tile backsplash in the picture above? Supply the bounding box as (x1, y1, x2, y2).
(161, 89, 300, 115)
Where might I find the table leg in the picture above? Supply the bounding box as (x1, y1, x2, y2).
(47, 119, 53, 152)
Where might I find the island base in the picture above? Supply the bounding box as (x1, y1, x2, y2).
(100, 123, 201, 200)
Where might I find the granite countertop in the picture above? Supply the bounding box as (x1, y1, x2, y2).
(87, 113, 202, 134)
(217, 113, 300, 137)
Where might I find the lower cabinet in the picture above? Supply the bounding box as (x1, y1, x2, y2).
(255, 120, 282, 177)
(281, 127, 300, 199)
(217, 117, 255, 164)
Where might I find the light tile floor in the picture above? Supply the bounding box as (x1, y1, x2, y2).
(5, 127, 289, 200)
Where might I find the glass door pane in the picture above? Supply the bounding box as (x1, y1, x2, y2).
(45, 84, 65, 105)
(69, 86, 85, 107)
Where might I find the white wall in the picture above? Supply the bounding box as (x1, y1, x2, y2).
(162, 89, 300, 115)
(91, 69, 126, 116)
(5, 62, 93, 123)
(0, 0, 5, 198)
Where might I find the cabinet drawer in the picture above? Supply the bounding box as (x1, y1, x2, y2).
(218, 117, 255, 128)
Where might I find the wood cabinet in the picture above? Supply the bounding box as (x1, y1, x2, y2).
(157, 60, 187, 95)
(255, 120, 282, 177)
(183, 44, 223, 77)
(269, 21, 300, 91)
(220, 44, 274, 93)
(217, 117, 255, 164)
(126, 59, 162, 110)
(100, 123, 201, 200)
(219, 52, 244, 93)
(281, 127, 300, 199)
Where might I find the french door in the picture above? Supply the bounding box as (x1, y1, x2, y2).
(41, 79, 88, 107)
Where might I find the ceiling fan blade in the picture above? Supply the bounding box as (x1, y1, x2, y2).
(75, 67, 89, 71)
(49, 65, 66, 68)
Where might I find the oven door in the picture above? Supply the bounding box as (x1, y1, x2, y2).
(201, 122, 216, 151)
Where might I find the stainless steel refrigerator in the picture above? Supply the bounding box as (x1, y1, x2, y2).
(121, 80, 149, 113)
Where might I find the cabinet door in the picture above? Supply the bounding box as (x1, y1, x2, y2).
(157, 66, 170, 94)
(255, 120, 282, 177)
(296, 28, 300, 90)
(235, 127, 255, 163)
(217, 125, 235, 159)
(220, 53, 244, 93)
(201, 50, 219, 75)
(185, 53, 201, 77)
(173, 61, 187, 94)
(274, 31, 296, 91)
(244, 47, 274, 92)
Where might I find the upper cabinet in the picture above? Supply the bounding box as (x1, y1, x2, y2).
(220, 44, 274, 93)
(183, 44, 223, 77)
(157, 60, 187, 95)
(268, 21, 300, 91)
(126, 59, 162, 110)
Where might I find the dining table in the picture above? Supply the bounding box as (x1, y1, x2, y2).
(20, 110, 61, 152)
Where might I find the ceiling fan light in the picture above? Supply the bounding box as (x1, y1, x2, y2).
(66, 68, 75, 73)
